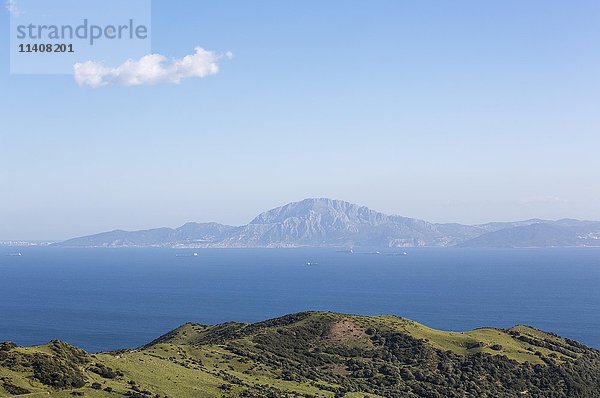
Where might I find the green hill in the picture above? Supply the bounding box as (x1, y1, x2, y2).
(1, 312, 599, 397)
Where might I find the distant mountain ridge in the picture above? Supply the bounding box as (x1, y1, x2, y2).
(57, 198, 600, 248)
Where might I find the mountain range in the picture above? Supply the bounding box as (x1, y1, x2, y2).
(57, 198, 600, 248)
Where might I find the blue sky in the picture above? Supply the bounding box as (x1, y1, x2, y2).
(1, 0, 599, 240)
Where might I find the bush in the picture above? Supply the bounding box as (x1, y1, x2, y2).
(31, 353, 86, 388)
(0, 378, 30, 395)
(0, 342, 17, 352)
(88, 363, 118, 379)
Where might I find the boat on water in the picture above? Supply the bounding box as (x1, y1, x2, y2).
(5, 252, 22, 257)
(386, 251, 408, 257)
(175, 252, 199, 257)
(306, 261, 318, 266)
(350, 250, 381, 255)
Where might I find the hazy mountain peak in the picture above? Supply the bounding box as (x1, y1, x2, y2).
(250, 198, 385, 225)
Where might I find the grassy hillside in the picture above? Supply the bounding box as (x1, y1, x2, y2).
(1, 312, 599, 397)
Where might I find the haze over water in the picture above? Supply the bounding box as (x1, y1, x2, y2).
(0, 247, 598, 352)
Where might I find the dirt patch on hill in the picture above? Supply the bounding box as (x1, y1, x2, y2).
(327, 320, 367, 342)
(330, 364, 351, 376)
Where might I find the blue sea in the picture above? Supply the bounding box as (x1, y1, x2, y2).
(0, 247, 598, 352)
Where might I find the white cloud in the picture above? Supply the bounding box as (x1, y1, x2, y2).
(520, 196, 566, 205)
(74, 47, 232, 88)
(5, 0, 20, 16)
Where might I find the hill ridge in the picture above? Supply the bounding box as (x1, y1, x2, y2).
(2, 311, 599, 397)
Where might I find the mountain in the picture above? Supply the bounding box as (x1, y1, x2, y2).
(216, 198, 479, 248)
(60, 222, 237, 247)
(460, 221, 600, 248)
(57, 198, 600, 248)
(1, 311, 599, 397)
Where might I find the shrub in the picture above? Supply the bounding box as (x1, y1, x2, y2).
(0, 342, 17, 352)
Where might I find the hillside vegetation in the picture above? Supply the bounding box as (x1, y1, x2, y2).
(1, 312, 599, 397)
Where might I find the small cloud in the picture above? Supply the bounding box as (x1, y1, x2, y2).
(74, 47, 231, 88)
(5, 0, 20, 16)
(520, 196, 566, 205)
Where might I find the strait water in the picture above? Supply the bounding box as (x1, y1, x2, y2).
(0, 247, 598, 352)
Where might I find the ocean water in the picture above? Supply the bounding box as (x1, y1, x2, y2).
(0, 247, 598, 352)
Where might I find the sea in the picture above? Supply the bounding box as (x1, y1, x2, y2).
(0, 246, 598, 352)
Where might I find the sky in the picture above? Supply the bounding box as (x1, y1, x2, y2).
(1, 0, 599, 240)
